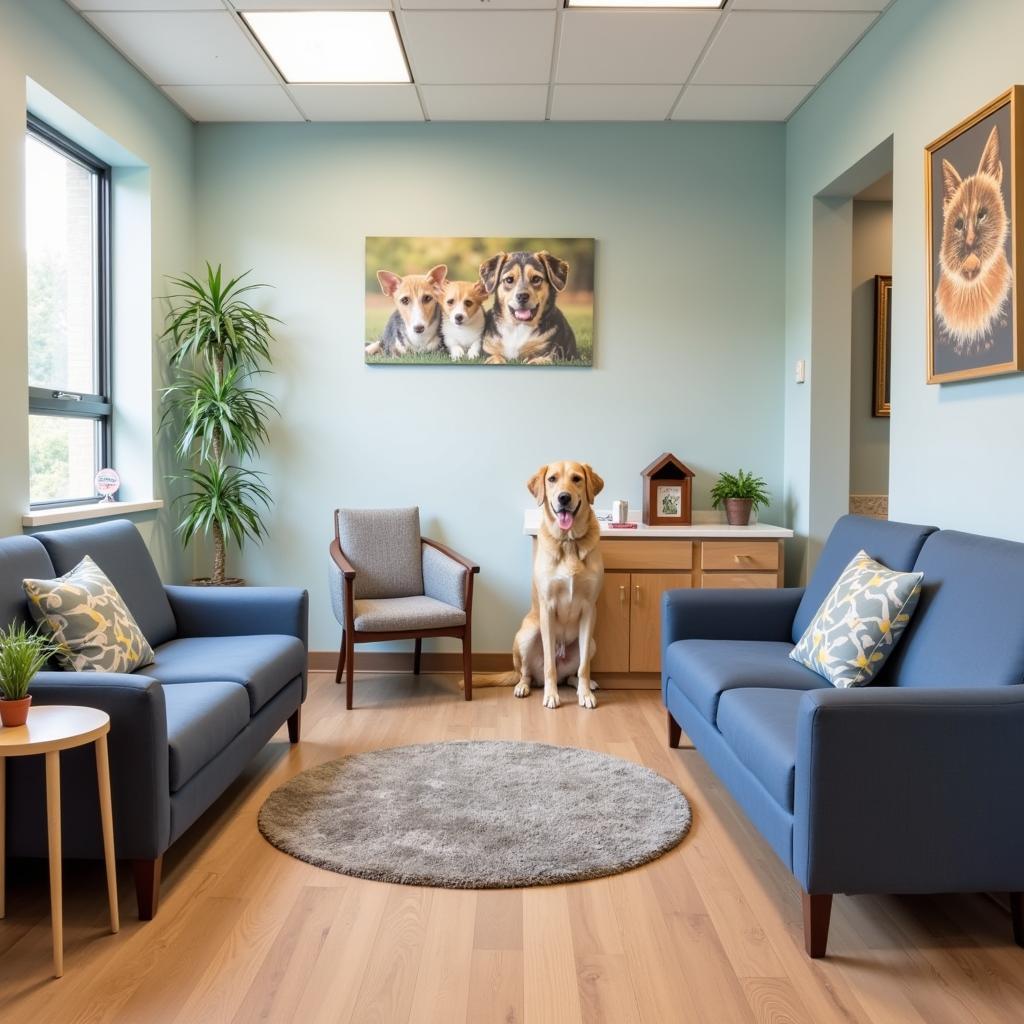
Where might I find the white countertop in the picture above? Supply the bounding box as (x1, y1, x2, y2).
(522, 508, 793, 539)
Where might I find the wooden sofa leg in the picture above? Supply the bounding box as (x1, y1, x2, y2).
(135, 856, 163, 921)
(667, 710, 682, 749)
(413, 638, 422, 675)
(334, 631, 346, 685)
(802, 892, 832, 958)
(1010, 893, 1024, 947)
(287, 707, 301, 744)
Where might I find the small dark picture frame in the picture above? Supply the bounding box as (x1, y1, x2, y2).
(873, 274, 892, 417)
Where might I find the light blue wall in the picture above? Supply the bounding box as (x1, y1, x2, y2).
(785, 0, 1024, 572)
(195, 122, 787, 651)
(0, 0, 195, 578)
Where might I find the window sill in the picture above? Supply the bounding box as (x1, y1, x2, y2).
(22, 499, 164, 529)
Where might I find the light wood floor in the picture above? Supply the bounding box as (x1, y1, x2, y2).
(1, 673, 1023, 1023)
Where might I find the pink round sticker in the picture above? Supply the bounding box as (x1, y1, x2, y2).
(95, 468, 120, 499)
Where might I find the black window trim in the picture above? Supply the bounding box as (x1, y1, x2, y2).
(26, 114, 113, 509)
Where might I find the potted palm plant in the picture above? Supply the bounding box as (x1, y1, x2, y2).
(0, 623, 56, 727)
(161, 264, 279, 585)
(710, 469, 771, 527)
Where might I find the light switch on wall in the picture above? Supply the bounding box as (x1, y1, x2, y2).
(795, 359, 806, 384)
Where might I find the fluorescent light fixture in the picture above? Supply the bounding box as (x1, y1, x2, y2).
(243, 12, 410, 84)
(565, 0, 725, 7)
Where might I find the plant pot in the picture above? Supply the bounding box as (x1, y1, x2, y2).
(0, 695, 32, 728)
(724, 498, 753, 527)
(190, 578, 246, 587)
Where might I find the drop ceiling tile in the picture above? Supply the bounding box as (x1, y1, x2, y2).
(71, 1, 223, 9)
(421, 84, 547, 120)
(289, 84, 424, 120)
(694, 11, 878, 86)
(233, 0, 389, 9)
(671, 83, 812, 121)
(163, 85, 302, 122)
(84, 12, 276, 86)
(551, 84, 678, 121)
(400, 12, 556, 85)
(401, 0, 555, 8)
(732, 0, 886, 10)
(556, 11, 718, 85)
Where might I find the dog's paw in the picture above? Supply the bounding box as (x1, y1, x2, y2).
(578, 685, 598, 709)
(449, 347, 465, 361)
(543, 689, 561, 709)
(513, 681, 531, 698)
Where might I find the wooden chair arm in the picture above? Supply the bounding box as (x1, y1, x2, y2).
(422, 537, 480, 574)
(329, 539, 357, 580)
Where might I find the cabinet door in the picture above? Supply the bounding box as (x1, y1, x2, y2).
(592, 571, 631, 673)
(629, 572, 691, 673)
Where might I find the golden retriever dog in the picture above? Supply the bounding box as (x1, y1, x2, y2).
(509, 461, 604, 709)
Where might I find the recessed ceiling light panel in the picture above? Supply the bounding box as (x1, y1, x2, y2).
(565, 0, 725, 7)
(243, 11, 410, 84)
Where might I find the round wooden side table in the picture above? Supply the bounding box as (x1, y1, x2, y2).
(0, 705, 119, 978)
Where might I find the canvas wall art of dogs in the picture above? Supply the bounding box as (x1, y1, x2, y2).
(365, 264, 447, 357)
(441, 280, 487, 360)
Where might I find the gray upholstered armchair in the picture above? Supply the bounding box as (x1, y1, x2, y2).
(328, 507, 479, 708)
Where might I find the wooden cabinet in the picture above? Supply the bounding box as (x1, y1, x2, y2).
(629, 572, 691, 672)
(592, 571, 630, 673)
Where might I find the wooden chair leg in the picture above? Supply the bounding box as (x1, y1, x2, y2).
(802, 891, 832, 958)
(413, 638, 422, 675)
(667, 710, 682, 748)
(463, 629, 473, 701)
(1010, 893, 1024, 947)
(287, 707, 301, 743)
(334, 631, 346, 685)
(345, 632, 355, 710)
(134, 856, 163, 921)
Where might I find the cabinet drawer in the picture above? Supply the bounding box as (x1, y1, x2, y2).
(701, 572, 777, 590)
(600, 539, 693, 572)
(701, 540, 779, 572)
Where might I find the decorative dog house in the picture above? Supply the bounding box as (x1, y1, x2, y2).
(641, 453, 695, 526)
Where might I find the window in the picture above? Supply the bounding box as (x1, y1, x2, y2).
(25, 116, 111, 507)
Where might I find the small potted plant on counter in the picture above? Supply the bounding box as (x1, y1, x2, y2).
(710, 469, 770, 527)
(0, 623, 56, 727)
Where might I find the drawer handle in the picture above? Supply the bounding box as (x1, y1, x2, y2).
(635, 584, 641, 604)
(619, 585, 626, 605)
(734, 554, 753, 563)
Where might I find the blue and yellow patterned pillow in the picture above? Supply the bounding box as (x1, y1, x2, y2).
(790, 550, 922, 688)
(23, 556, 155, 673)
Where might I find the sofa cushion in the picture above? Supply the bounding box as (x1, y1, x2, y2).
(164, 681, 250, 792)
(716, 688, 803, 812)
(793, 516, 936, 644)
(790, 551, 922, 688)
(24, 555, 155, 673)
(0, 536, 55, 628)
(663, 639, 827, 726)
(148, 635, 305, 714)
(885, 530, 1024, 688)
(352, 595, 466, 632)
(35, 520, 177, 648)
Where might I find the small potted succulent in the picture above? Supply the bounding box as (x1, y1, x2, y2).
(0, 623, 56, 727)
(710, 469, 771, 527)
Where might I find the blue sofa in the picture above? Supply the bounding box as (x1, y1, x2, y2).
(2, 520, 308, 918)
(663, 514, 1024, 957)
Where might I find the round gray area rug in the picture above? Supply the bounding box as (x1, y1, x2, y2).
(258, 740, 691, 888)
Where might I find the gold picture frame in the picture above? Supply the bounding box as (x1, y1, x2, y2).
(873, 274, 891, 417)
(925, 86, 1024, 384)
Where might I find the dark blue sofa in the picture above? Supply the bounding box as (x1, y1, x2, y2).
(2, 520, 308, 918)
(663, 514, 1024, 957)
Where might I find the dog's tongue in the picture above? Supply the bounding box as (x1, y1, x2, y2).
(514, 308, 534, 321)
(556, 510, 574, 531)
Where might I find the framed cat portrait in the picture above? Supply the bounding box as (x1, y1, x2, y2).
(926, 86, 1024, 383)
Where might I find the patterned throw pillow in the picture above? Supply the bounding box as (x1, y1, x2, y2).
(790, 550, 922, 688)
(23, 555, 155, 673)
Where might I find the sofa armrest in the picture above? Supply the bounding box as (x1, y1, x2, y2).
(166, 585, 309, 647)
(794, 686, 1024, 895)
(661, 586, 805, 646)
(8, 672, 170, 859)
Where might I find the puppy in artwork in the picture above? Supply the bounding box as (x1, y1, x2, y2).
(507, 462, 604, 710)
(935, 125, 1013, 354)
(365, 264, 447, 357)
(440, 280, 487, 360)
(478, 251, 578, 364)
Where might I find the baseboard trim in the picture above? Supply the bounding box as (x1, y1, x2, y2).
(307, 651, 660, 689)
